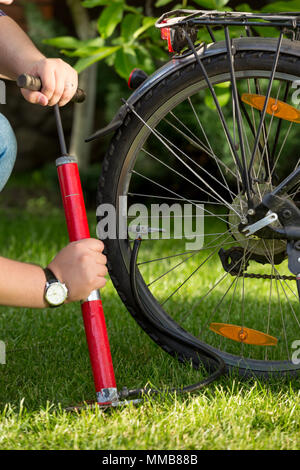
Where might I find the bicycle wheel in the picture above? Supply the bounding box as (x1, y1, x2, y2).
(97, 38, 300, 376)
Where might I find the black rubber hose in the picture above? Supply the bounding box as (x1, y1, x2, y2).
(119, 237, 226, 400)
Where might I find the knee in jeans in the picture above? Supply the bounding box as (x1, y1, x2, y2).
(0, 113, 17, 191)
(0, 114, 16, 154)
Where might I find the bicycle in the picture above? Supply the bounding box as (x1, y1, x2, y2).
(87, 10, 300, 379)
(17, 10, 300, 403)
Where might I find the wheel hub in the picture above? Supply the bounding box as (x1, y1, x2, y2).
(228, 189, 286, 261)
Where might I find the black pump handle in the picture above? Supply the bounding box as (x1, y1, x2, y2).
(17, 73, 86, 104)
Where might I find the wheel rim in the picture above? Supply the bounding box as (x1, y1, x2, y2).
(113, 67, 300, 372)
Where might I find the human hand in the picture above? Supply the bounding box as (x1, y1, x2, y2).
(47, 238, 108, 303)
(20, 58, 78, 107)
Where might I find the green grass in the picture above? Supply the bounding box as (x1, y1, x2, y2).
(0, 207, 300, 450)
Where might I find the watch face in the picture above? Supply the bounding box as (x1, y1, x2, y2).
(46, 282, 68, 306)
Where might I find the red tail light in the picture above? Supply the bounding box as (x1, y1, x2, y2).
(160, 21, 175, 53)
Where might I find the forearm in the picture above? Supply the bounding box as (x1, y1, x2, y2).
(0, 16, 45, 79)
(0, 257, 47, 308)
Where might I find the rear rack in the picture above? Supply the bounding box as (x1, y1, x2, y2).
(156, 10, 300, 31)
(156, 10, 300, 56)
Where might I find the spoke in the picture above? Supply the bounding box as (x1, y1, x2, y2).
(138, 237, 239, 268)
(146, 231, 236, 287)
(248, 33, 284, 182)
(221, 274, 240, 352)
(225, 26, 251, 203)
(287, 184, 300, 201)
(128, 192, 241, 206)
(244, 78, 271, 192)
(198, 238, 254, 336)
(160, 233, 234, 307)
(131, 169, 238, 227)
(166, 111, 213, 155)
(140, 145, 237, 211)
(271, 81, 291, 164)
(256, 83, 282, 186)
(275, 270, 300, 330)
(240, 100, 264, 203)
(127, 101, 242, 217)
(187, 97, 238, 183)
(271, 122, 293, 178)
(253, 78, 273, 174)
(261, 240, 300, 347)
(241, 274, 245, 357)
(153, 128, 238, 204)
(128, 232, 241, 243)
(266, 262, 274, 361)
(184, 35, 246, 187)
(180, 238, 261, 326)
(274, 272, 290, 361)
(138, 250, 204, 266)
(248, 79, 257, 136)
(163, 116, 211, 155)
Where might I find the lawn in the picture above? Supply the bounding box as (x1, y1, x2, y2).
(0, 206, 300, 450)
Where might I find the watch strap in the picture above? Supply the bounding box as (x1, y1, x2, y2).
(44, 267, 59, 285)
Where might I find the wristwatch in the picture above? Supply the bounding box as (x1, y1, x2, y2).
(44, 267, 68, 308)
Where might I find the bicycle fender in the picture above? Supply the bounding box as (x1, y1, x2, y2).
(86, 37, 300, 143)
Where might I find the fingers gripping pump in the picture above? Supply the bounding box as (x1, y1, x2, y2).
(17, 74, 225, 409)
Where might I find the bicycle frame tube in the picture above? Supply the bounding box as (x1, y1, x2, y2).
(56, 155, 117, 405)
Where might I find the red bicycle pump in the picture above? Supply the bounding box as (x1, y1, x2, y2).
(17, 74, 225, 408)
(53, 105, 118, 407)
(16, 74, 123, 407)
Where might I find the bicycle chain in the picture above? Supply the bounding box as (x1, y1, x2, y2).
(219, 247, 296, 280)
(242, 272, 296, 281)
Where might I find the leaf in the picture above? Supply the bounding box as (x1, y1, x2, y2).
(235, 3, 254, 13)
(121, 14, 142, 43)
(135, 45, 155, 75)
(61, 45, 107, 58)
(215, 0, 230, 7)
(114, 46, 138, 79)
(44, 36, 104, 50)
(43, 36, 83, 49)
(133, 17, 157, 40)
(123, 5, 143, 15)
(97, 3, 124, 39)
(261, 1, 300, 13)
(193, 0, 229, 8)
(74, 46, 121, 73)
(155, 0, 174, 7)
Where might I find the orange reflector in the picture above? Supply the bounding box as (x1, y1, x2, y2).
(210, 323, 278, 346)
(241, 93, 300, 123)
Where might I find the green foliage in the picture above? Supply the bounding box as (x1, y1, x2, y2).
(44, 1, 166, 79)
(261, 1, 300, 13)
(193, 0, 230, 8)
(43, 1, 295, 83)
(44, 0, 232, 80)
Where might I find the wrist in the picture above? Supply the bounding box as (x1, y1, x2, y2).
(17, 55, 46, 78)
